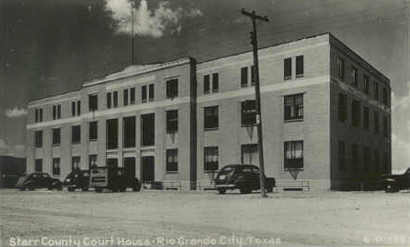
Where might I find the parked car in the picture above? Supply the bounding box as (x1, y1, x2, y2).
(214, 164, 275, 194)
(90, 166, 141, 192)
(16, 172, 62, 191)
(382, 168, 410, 192)
(64, 169, 90, 191)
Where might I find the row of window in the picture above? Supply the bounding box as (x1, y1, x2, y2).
(34, 140, 304, 175)
(284, 55, 304, 80)
(338, 141, 389, 173)
(338, 93, 389, 136)
(336, 56, 389, 106)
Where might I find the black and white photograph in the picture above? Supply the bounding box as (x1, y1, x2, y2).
(0, 0, 409, 246)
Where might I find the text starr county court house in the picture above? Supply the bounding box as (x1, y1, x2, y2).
(26, 33, 391, 191)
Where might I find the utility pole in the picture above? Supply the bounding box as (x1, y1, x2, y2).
(241, 9, 269, 198)
(130, 0, 135, 65)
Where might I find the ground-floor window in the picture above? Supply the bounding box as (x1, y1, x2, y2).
(89, 155, 97, 169)
(35, 159, 42, 172)
(284, 141, 303, 169)
(166, 149, 178, 173)
(72, 156, 80, 171)
(204, 146, 219, 172)
(241, 144, 258, 165)
(52, 158, 60, 175)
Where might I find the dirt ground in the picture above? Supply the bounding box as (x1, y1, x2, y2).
(1, 189, 410, 247)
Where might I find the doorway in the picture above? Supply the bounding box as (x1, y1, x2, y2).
(141, 156, 154, 183)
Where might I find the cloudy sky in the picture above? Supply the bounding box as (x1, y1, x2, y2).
(0, 0, 409, 170)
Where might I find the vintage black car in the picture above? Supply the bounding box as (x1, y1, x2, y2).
(64, 169, 90, 191)
(16, 172, 62, 191)
(214, 164, 275, 194)
(382, 168, 410, 192)
(90, 166, 141, 192)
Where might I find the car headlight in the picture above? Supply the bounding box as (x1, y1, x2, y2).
(65, 178, 71, 182)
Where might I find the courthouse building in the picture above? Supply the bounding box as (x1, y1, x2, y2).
(26, 33, 391, 190)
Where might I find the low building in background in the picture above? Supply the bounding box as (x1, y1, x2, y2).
(0, 156, 26, 188)
(26, 33, 391, 191)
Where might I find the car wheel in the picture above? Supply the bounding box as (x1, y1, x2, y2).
(217, 188, 226, 194)
(385, 183, 397, 193)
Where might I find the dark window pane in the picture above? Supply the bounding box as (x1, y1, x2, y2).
(212, 73, 219, 92)
(72, 102, 76, 116)
(241, 100, 256, 126)
(166, 149, 178, 172)
(113, 91, 118, 107)
(89, 121, 98, 140)
(204, 146, 218, 171)
(52, 128, 60, 145)
(130, 88, 136, 104)
(241, 67, 248, 87)
(72, 156, 80, 170)
(284, 58, 292, 80)
(89, 94, 98, 111)
(52, 158, 60, 175)
(35, 159, 42, 172)
(338, 94, 347, 122)
(296, 55, 304, 78)
(284, 141, 303, 169)
(166, 110, 178, 133)
(106, 119, 118, 149)
(141, 114, 155, 146)
(149, 84, 154, 101)
(251, 65, 256, 85)
(204, 75, 210, 94)
(284, 94, 304, 121)
(142, 85, 147, 103)
(35, 130, 43, 147)
(123, 89, 129, 106)
(77, 101, 80, 115)
(166, 79, 178, 98)
(72, 125, 81, 144)
(123, 116, 136, 148)
(204, 106, 218, 129)
(337, 57, 344, 80)
(106, 92, 112, 109)
(352, 100, 361, 127)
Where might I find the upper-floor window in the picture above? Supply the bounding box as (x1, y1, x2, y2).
(351, 66, 358, 87)
(88, 94, 98, 111)
(374, 82, 379, 101)
(338, 93, 347, 122)
(204, 146, 219, 172)
(141, 85, 147, 103)
(72, 101, 81, 116)
(89, 121, 98, 141)
(52, 104, 61, 120)
(363, 106, 369, 130)
(383, 88, 388, 106)
(204, 74, 210, 94)
(34, 130, 43, 148)
(284, 140, 303, 169)
(149, 84, 154, 101)
(52, 158, 60, 176)
(351, 100, 361, 127)
(123, 89, 129, 106)
(130, 88, 136, 104)
(107, 119, 118, 149)
(106, 92, 112, 109)
(35, 159, 42, 172)
(284, 94, 304, 121)
(52, 128, 60, 146)
(166, 149, 178, 173)
(241, 67, 249, 87)
(284, 57, 292, 80)
(241, 100, 256, 126)
(35, 108, 43, 123)
(204, 106, 219, 130)
(296, 55, 304, 78)
(336, 56, 344, 80)
(166, 79, 178, 98)
(72, 125, 81, 144)
(212, 73, 219, 92)
(166, 110, 178, 133)
(363, 75, 370, 94)
(123, 116, 136, 148)
(113, 91, 118, 107)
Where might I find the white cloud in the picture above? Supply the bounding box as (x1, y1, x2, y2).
(0, 139, 25, 158)
(5, 106, 27, 118)
(105, 0, 202, 38)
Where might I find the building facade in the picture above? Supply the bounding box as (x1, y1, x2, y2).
(26, 33, 391, 190)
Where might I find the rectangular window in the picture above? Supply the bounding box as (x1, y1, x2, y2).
(166, 110, 178, 133)
(72, 102, 76, 116)
(204, 75, 210, 94)
(212, 73, 219, 92)
(39, 109, 43, 121)
(106, 119, 118, 149)
(284, 57, 292, 80)
(166, 149, 178, 172)
(351, 66, 358, 87)
(241, 100, 256, 126)
(141, 114, 155, 146)
(241, 144, 258, 165)
(241, 67, 248, 87)
(141, 85, 147, 103)
(72, 156, 80, 171)
(166, 79, 178, 98)
(113, 91, 118, 107)
(149, 84, 154, 101)
(52, 128, 60, 146)
(123, 89, 129, 106)
(89, 94, 98, 111)
(338, 93, 347, 122)
(363, 75, 370, 94)
(89, 155, 97, 169)
(89, 121, 98, 141)
(374, 111, 379, 134)
(52, 158, 60, 176)
(204, 106, 218, 130)
(251, 65, 256, 85)
(204, 146, 219, 172)
(53, 105, 56, 120)
(383, 88, 388, 106)
(352, 144, 359, 171)
(123, 116, 136, 148)
(363, 106, 369, 130)
(72, 125, 81, 144)
(57, 105, 61, 119)
(106, 92, 112, 109)
(284, 140, 303, 169)
(351, 100, 361, 127)
(35, 130, 43, 148)
(284, 94, 304, 121)
(130, 88, 136, 104)
(77, 101, 80, 115)
(337, 56, 344, 80)
(35, 159, 42, 172)
(35, 109, 38, 122)
(374, 82, 379, 101)
(338, 141, 345, 171)
(296, 55, 304, 78)
(383, 116, 388, 137)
